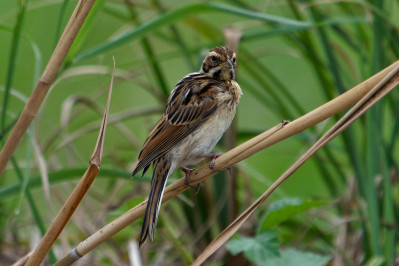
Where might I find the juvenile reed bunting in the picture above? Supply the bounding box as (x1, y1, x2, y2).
(132, 46, 242, 248)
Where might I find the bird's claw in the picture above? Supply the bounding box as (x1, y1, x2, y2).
(205, 153, 233, 177)
(181, 167, 201, 194)
(203, 152, 223, 172)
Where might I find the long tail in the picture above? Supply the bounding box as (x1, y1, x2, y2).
(139, 157, 173, 248)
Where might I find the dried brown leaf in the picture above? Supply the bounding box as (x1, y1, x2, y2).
(22, 59, 116, 265)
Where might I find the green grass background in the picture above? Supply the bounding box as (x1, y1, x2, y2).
(0, 0, 398, 265)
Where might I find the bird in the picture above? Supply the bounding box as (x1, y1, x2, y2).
(132, 46, 242, 248)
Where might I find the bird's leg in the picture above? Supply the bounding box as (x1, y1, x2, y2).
(181, 167, 201, 194)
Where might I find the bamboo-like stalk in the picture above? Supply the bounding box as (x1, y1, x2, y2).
(53, 61, 399, 265)
(0, 0, 96, 177)
(22, 57, 115, 266)
(192, 63, 399, 266)
(24, 165, 99, 266)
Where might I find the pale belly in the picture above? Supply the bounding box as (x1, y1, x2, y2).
(170, 103, 237, 168)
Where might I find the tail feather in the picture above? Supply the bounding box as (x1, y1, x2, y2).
(139, 157, 173, 248)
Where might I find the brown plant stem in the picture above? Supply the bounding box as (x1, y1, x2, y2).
(192, 63, 399, 266)
(23, 57, 115, 266)
(54, 61, 399, 265)
(25, 165, 100, 266)
(0, 0, 96, 177)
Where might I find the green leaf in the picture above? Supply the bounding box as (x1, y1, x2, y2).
(0, 168, 152, 200)
(226, 231, 280, 263)
(73, 2, 312, 63)
(258, 198, 328, 232)
(183, 17, 222, 40)
(65, 0, 106, 62)
(365, 256, 385, 266)
(262, 248, 331, 266)
(2, 0, 26, 131)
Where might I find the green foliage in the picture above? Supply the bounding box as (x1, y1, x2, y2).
(258, 198, 328, 232)
(227, 231, 331, 266)
(227, 231, 280, 262)
(265, 248, 331, 266)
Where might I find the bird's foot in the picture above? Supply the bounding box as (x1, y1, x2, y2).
(181, 167, 201, 194)
(203, 152, 233, 176)
(202, 152, 224, 172)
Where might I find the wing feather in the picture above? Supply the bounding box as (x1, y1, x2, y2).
(132, 76, 222, 176)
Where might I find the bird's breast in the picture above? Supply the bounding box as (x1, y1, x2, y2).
(171, 97, 239, 168)
(168, 80, 242, 168)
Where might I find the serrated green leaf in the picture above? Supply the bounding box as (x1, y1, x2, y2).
(226, 231, 280, 264)
(258, 198, 329, 232)
(260, 248, 331, 266)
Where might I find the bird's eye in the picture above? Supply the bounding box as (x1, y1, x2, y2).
(211, 56, 216, 61)
(232, 58, 236, 63)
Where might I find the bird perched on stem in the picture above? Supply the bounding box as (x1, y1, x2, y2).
(132, 46, 242, 248)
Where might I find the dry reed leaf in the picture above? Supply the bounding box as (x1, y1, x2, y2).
(52, 65, 132, 89)
(53, 61, 399, 265)
(331, 175, 357, 265)
(89, 58, 115, 166)
(61, 96, 101, 128)
(42, 96, 101, 153)
(12, 250, 33, 266)
(55, 107, 162, 151)
(223, 28, 242, 224)
(191, 64, 399, 265)
(128, 240, 143, 266)
(20, 58, 116, 266)
(18, 165, 99, 266)
(32, 136, 52, 207)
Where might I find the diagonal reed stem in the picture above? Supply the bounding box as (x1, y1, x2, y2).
(53, 61, 399, 265)
(192, 63, 399, 265)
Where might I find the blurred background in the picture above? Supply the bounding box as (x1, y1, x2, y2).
(0, 0, 398, 265)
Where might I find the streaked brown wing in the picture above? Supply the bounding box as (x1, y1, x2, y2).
(132, 81, 220, 176)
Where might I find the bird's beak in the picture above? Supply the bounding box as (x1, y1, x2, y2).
(220, 59, 233, 69)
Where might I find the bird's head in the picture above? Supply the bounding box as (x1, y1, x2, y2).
(200, 46, 237, 81)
